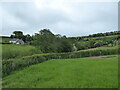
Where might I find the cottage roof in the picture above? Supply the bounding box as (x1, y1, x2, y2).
(10, 38, 19, 41)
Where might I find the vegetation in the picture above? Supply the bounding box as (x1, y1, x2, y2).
(32, 29, 73, 53)
(2, 46, 118, 76)
(10, 31, 33, 43)
(69, 31, 120, 41)
(1, 30, 119, 88)
(3, 57, 118, 88)
(7, 30, 119, 53)
(2, 44, 41, 59)
(74, 35, 119, 50)
(11, 31, 24, 39)
(0, 36, 11, 44)
(32, 30, 119, 52)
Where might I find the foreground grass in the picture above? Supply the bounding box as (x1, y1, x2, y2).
(2, 56, 118, 88)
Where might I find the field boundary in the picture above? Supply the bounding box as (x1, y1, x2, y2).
(2, 48, 118, 77)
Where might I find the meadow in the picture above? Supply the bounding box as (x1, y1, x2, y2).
(2, 56, 118, 88)
(2, 44, 41, 59)
(78, 45, 118, 52)
(0, 37, 11, 44)
(2, 38, 11, 43)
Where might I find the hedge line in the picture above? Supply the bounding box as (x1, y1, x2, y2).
(2, 48, 118, 77)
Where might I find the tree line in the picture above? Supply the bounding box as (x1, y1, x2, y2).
(10, 31, 33, 43)
(68, 31, 120, 41)
(10, 29, 74, 53)
(10, 29, 119, 53)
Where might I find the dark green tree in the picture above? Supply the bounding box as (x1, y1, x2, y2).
(32, 29, 73, 53)
(25, 34, 33, 42)
(13, 31, 24, 39)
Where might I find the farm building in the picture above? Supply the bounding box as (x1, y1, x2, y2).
(9, 38, 25, 44)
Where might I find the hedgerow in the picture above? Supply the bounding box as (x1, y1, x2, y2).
(2, 48, 118, 77)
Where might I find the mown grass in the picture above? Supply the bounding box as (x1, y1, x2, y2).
(2, 44, 41, 59)
(2, 56, 118, 88)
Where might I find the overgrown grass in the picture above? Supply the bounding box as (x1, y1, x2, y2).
(2, 44, 41, 59)
(2, 57, 118, 88)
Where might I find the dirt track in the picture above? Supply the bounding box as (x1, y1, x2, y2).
(85, 56, 105, 59)
(84, 55, 118, 59)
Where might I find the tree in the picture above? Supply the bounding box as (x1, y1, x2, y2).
(25, 34, 33, 42)
(32, 29, 56, 53)
(39, 29, 54, 36)
(13, 31, 24, 39)
(32, 29, 73, 53)
(10, 35, 14, 38)
(58, 38, 73, 52)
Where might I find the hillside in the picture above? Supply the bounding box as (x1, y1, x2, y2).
(74, 35, 119, 51)
(2, 31, 119, 88)
(3, 56, 118, 88)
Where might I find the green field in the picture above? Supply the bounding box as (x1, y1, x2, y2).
(0, 37, 11, 43)
(78, 45, 118, 52)
(2, 44, 41, 59)
(2, 56, 118, 88)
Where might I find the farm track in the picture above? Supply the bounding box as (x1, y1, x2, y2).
(83, 55, 118, 59)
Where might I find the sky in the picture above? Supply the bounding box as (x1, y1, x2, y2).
(0, 0, 118, 37)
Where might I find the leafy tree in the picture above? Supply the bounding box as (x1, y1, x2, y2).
(32, 29, 56, 53)
(58, 38, 73, 52)
(25, 34, 33, 42)
(32, 29, 73, 53)
(13, 31, 24, 39)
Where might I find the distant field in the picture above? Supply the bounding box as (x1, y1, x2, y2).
(0, 37, 11, 43)
(78, 46, 118, 52)
(2, 44, 41, 59)
(2, 56, 118, 88)
(90, 35, 118, 39)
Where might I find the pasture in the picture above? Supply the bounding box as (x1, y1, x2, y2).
(78, 45, 118, 52)
(2, 56, 118, 88)
(2, 44, 41, 59)
(0, 37, 11, 43)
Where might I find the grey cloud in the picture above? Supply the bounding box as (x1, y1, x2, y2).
(0, 2, 118, 37)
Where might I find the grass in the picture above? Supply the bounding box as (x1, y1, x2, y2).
(2, 44, 41, 59)
(2, 56, 118, 88)
(0, 37, 11, 43)
(78, 45, 118, 52)
(101, 55, 117, 58)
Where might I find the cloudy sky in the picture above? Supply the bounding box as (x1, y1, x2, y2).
(0, 0, 118, 37)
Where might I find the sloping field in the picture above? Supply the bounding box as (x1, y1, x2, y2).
(2, 56, 118, 88)
(2, 44, 42, 59)
(78, 46, 118, 52)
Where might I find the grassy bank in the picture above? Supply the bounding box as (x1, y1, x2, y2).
(2, 56, 118, 88)
(2, 44, 41, 59)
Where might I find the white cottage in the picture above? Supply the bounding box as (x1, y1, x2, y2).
(9, 38, 25, 45)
